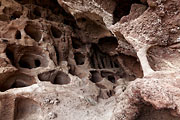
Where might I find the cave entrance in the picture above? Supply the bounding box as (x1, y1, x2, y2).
(113, 0, 143, 24)
(90, 43, 125, 84)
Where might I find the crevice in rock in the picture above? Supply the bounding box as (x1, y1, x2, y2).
(96, 83, 107, 89)
(15, 30, 21, 39)
(5, 48, 15, 65)
(2, 39, 8, 43)
(68, 65, 76, 76)
(54, 46, 60, 65)
(107, 90, 115, 97)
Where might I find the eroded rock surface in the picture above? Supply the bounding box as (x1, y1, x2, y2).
(0, 0, 180, 120)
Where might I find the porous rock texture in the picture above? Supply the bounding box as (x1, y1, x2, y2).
(0, 0, 180, 120)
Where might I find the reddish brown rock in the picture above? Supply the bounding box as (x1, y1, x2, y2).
(0, 0, 180, 120)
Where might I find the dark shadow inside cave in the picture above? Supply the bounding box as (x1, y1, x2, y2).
(14, 0, 77, 27)
(113, 0, 144, 24)
(0, 73, 36, 92)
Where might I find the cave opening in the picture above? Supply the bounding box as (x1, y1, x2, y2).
(54, 46, 60, 65)
(14, 0, 72, 17)
(113, 0, 142, 24)
(90, 71, 102, 83)
(15, 30, 21, 39)
(51, 71, 71, 85)
(89, 37, 143, 84)
(72, 37, 83, 49)
(10, 11, 22, 20)
(74, 52, 85, 65)
(19, 59, 31, 69)
(38, 70, 71, 85)
(0, 73, 35, 92)
(98, 37, 118, 53)
(34, 59, 41, 67)
(101, 71, 117, 83)
(24, 23, 42, 42)
(90, 44, 119, 69)
(33, 7, 41, 17)
(108, 76, 116, 83)
(51, 26, 62, 38)
(11, 81, 27, 88)
(38, 70, 56, 82)
(19, 54, 42, 69)
(5, 47, 15, 66)
(14, 0, 77, 27)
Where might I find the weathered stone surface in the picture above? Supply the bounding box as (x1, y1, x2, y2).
(0, 0, 180, 120)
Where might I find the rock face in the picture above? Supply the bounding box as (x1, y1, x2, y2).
(0, 0, 180, 120)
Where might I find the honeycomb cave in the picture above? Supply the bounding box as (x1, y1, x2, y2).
(0, 0, 180, 120)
